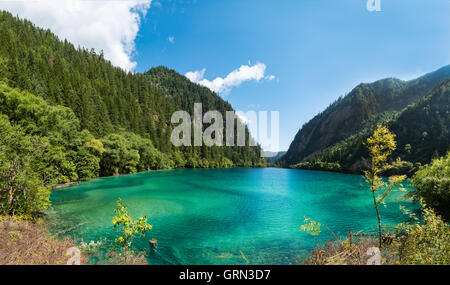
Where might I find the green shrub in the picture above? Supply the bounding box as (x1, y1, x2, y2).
(0, 115, 51, 217)
(395, 200, 450, 265)
(410, 153, 450, 220)
(381, 157, 418, 177)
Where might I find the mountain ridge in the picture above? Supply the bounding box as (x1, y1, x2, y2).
(0, 10, 265, 173)
(287, 78, 450, 175)
(281, 65, 450, 168)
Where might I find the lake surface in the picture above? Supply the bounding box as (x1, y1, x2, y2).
(47, 168, 416, 265)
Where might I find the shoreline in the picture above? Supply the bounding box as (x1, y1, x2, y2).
(51, 165, 269, 190)
(53, 182, 80, 189)
(52, 164, 412, 192)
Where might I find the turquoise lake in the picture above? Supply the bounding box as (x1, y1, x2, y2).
(47, 168, 417, 265)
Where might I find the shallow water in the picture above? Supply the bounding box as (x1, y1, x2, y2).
(48, 168, 416, 265)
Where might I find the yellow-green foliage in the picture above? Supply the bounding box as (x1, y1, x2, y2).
(300, 218, 322, 236)
(395, 200, 450, 265)
(364, 125, 397, 176)
(112, 198, 152, 250)
(84, 139, 105, 156)
(364, 126, 407, 204)
(364, 125, 406, 247)
(299, 217, 341, 243)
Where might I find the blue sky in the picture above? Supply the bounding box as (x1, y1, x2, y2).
(132, 0, 450, 151)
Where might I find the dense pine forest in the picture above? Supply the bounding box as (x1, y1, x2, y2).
(0, 11, 264, 216)
(0, 13, 265, 167)
(281, 66, 450, 175)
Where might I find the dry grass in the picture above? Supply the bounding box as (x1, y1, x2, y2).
(304, 235, 398, 265)
(0, 216, 87, 265)
(0, 216, 150, 265)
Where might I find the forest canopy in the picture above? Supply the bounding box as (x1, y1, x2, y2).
(0, 10, 265, 217)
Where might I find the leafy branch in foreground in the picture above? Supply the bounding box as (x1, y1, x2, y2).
(112, 198, 152, 251)
(300, 217, 340, 244)
(364, 125, 406, 248)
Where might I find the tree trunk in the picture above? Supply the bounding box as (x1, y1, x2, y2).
(7, 161, 18, 211)
(8, 172, 16, 206)
(372, 190, 382, 248)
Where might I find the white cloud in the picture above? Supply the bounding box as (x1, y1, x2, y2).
(0, 0, 152, 71)
(236, 112, 251, 125)
(185, 69, 206, 82)
(248, 103, 262, 109)
(185, 62, 275, 94)
(168, 36, 175, 44)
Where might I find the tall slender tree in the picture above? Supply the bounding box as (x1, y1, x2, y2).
(364, 125, 406, 248)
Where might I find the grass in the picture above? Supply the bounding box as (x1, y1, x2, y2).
(0, 215, 87, 265)
(304, 235, 398, 265)
(0, 215, 149, 265)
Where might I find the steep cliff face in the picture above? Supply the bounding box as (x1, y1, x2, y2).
(282, 65, 450, 167)
(289, 79, 450, 175)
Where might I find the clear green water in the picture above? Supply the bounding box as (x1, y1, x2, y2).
(47, 168, 417, 265)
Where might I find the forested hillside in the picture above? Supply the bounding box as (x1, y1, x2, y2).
(290, 79, 450, 175)
(281, 65, 450, 171)
(0, 11, 264, 176)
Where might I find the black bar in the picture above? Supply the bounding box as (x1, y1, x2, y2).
(0, 265, 447, 283)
